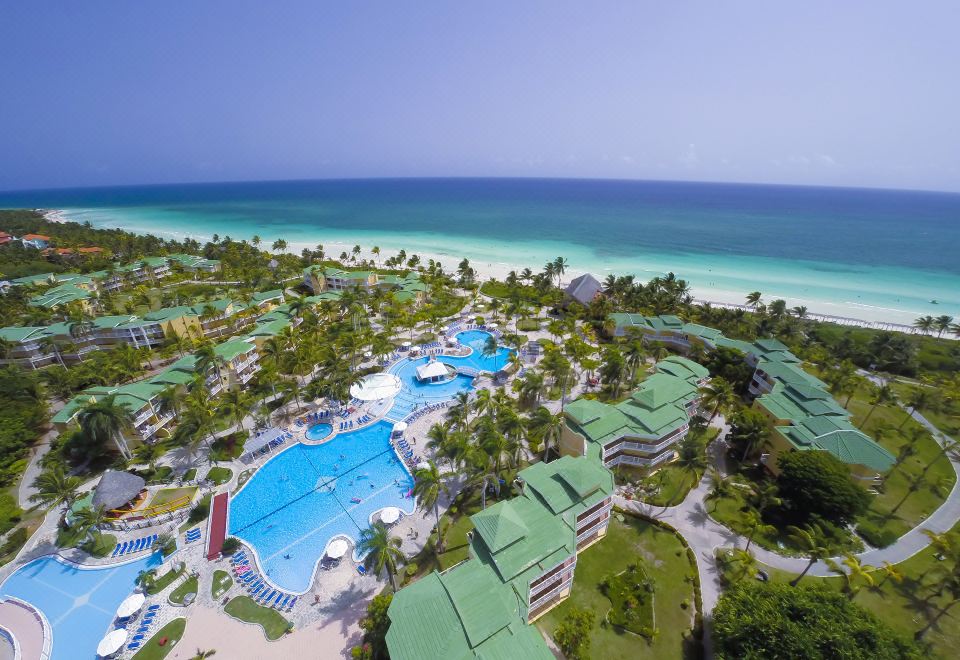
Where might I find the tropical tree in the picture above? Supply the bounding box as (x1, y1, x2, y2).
(357, 522, 405, 591)
(861, 383, 895, 426)
(77, 395, 135, 459)
(742, 509, 774, 551)
(528, 406, 564, 462)
(413, 461, 449, 555)
(30, 466, 82, 508)
(704, 467, 734, 511)
(699, 377, 738, 421)
(826, 553, 874, 599)
(745, 291, 762, 308)
(786, 523, 831, 586)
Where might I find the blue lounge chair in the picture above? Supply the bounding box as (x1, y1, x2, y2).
(357, 565, 366, 575)
(287, 597, 297, 610)
(273, 592, 283, 607)
(137, 626, 150, 634)
(111, 543, 123, 557)
(147, 604, 160, 611)
(132, 634, 145, 642)
(117, 541, 129, 556)
(279, 595, 290, 609)
(262, 589, 276, 603)
(127, 643, 141, 651)
(242, 573, 256, 584)
(250, 584, 264, 597)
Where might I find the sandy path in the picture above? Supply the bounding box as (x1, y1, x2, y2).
(168, 600, 366, 660)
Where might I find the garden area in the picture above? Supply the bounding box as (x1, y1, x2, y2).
(211, 569, 233, 599)
(751, 520, 960, 658)
(169, 574, 198, 604)
(205, 466, 233, 485)
(224, 595, 291, 640)
(617, 426, 720, 507)
(602, 562, 656, 637)
(145, 565, 185, 595)
(537, 512, 699, 660)
(130, 617, 186, 660)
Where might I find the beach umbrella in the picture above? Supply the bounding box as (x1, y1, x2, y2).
(327, 539, 349, 559)
(380, 507, 401, 524)
(487, 322, 499, 329)
(97, 629, 128, 657)
(115, 592, 145, 618)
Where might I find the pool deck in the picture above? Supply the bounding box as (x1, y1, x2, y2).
(0, 597, 48, 660)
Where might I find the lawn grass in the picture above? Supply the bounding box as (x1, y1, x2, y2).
(224, 595, 291, 640)
(182, 468, 197, 482)
(843, 383, 955, 543)
(149, 486, 198, 508)
(205, 467, 233, 485)
(82, 531, 117, 558)
(536, 514, 698, 659)
(169, 575, 198, 604)
(758, 521, 960, 659)
(211, 432, 246, 462)
(211, 569, 233, 599)
(130, 617, 186, 660)
(180, 493, 212, 533)
(147, 566, 185, 595)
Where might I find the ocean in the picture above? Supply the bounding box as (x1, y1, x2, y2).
(0, 177, 958, 325)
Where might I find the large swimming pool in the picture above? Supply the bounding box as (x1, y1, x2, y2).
(229, 330, 513, 594)
(0, 553, 163, 660)
(230, 421, 415, 593)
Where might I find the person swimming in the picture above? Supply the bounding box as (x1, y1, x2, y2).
(284, 554, 291, 559)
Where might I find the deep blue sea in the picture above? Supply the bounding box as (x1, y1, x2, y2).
(1, 178, 958, 323)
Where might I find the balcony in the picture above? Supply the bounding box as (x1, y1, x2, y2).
(233, 355, 259, 373)
(133, 409, 154, 427)
(576, 513, 610, 541)
(575, 505, 612, 533)
(527, 577, 575, 620)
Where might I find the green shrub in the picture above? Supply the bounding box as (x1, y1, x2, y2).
(187, 500, 209, 525)
(221, 537, 241, 555)
(857, 521, 899, 548)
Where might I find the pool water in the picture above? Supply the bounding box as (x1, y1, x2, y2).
(304, 422, 333, 441)
(229, 421, 414, 593)
(229, 331, 513, 593)
(0, 553, 163, 660)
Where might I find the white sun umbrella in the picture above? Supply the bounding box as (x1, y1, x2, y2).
(487, 322, 499, 329)
(97, 629, 128, 657)
(115, 592, 145, 619)
(380, 507, 401, 524)
(326, 538, 349, 559)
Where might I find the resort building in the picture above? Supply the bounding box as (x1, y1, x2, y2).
(20, 234, 51, 249)
(214, 339, 261, 388)
(53, 381, 175, 444)
(0, 230, 11, 245)
(302, 266, 428, 306)
(386, 455, 613, 659)
(563, 273, 603, 307)
(605, 313, 895, 478)
(0, 326, 59, 369)
(560, 356, 708, 469)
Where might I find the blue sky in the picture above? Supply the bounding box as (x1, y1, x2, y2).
(1, 1, 958, 192)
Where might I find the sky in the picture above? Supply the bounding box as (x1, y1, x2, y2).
(1, 1, 959, 192)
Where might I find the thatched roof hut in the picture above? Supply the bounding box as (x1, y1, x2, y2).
(92, 470, 145, 511)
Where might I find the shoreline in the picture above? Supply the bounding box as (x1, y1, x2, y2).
(45, 208, 957, 330)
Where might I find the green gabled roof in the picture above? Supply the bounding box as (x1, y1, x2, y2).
(757, 360, 826, 388)
(91, 315, 139, 329)
(606, 312, 650, 331)
(519, 456, 612, 516)
(681, 323, 724, 341)
(214, 339, 255, 361)
(393, 290, 417, 303)
(562, 398, 609, 426)
(472, 495, 572, 584)
(143, 305, 196, 322)
(754, 337, 789, 352)
(627, 373, 695, 409)
(0, 326, 47, 342)
(305, 291, 342, 302)
(386, 572, 473, 659)
(29, 284, 93, 308)
(250, 289, 283, 304)
(245, 319, 290, 338)
(11, 272, 57, 286)
(814, 429, 895, 471)
(714, 336, 754, 354)
(148, 368, 196, 386)
(441, 560, 517, 647)
(657, 355, 710, 382)
(190, 298, 232, 315)
(473, 622, 552, 660)
(471, 502, 528, 553)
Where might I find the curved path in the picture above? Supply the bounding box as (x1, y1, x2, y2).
(617, 409, 960, 615)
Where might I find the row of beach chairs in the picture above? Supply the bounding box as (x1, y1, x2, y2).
(185, 527, 202, 543)
(403, 400, 449, 423)
(231, 551, 298, 612)
(123, 603, 161, 651)
(111, 533, 158, 557)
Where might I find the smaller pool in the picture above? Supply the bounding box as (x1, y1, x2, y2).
(305, 423, 333, 441)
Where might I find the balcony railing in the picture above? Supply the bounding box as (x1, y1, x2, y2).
(575, 505, 612, 533)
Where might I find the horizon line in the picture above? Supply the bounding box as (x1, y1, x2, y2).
(1, 174, 959, 199)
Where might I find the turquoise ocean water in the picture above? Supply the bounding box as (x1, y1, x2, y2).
(0, 178, 958, 324)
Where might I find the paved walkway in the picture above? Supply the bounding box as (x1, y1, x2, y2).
(616, 403, 960, 619)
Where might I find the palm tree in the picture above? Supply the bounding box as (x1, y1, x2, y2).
(72, 505, 108, 544)
(528, 406, 564, 462)
(413, 461, 449, 555)
(826, 553, 874, 599)
(30, 466, 82, 508)
(220, 389, 252, 431)
(934, 315, 954, 338)
(723, 548, 758, 583)
(913, 315, 935, 335)
(552, 256, 568, 289)
(861, 383, 895, 427)
(704, 467, 733, 511)
(77, 395, 135, 459)
(271, 239, 288, 253)
(745, 291, 762, 308)
(741, 509, 774, 551)
(356, 522, 405, 591)
(786, 523, 831, 586)
(483, 335, 502, 370)
(699, 377, 737, 422)
(191, 650, 217, 660)
(875, 560, 903, 587)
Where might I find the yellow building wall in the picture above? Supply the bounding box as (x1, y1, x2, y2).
(559, 424, 588, 458)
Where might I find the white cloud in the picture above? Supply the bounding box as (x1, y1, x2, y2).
(680, 143, 699, 168)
